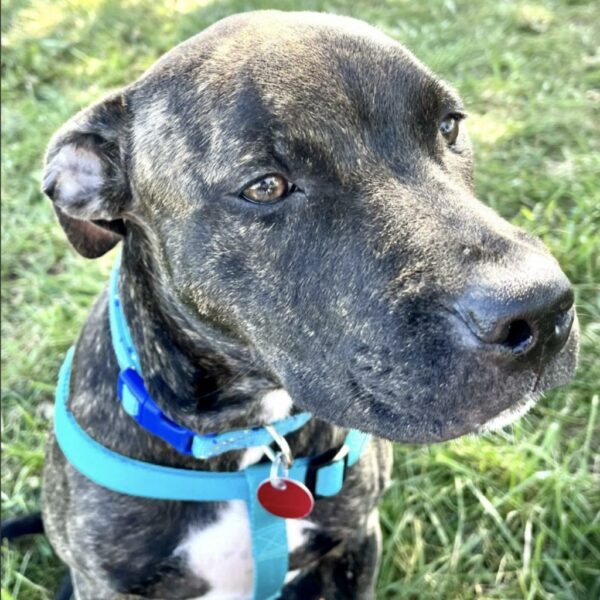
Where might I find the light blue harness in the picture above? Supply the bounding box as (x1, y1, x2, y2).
(54, 257, 370, 599)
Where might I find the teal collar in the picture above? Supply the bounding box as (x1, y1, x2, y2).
(108, 255, 313, 460)
(54, 257, 371, 599)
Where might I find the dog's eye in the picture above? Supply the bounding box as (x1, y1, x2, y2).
(439, 115, 460, 145)
(241, 174, 292, 204)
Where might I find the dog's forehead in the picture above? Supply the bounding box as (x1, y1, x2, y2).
(130, 11, 461, 195)
(159, 11, 451, 115)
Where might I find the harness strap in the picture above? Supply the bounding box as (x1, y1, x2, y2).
(56, 347, 370, 497)
(56, 347, 370, 598)
(55, 348, 370, 598)
(244, 468, 289, 600)
(108, 261, 140, 371)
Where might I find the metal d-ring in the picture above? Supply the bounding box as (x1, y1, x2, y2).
(264, 424, 293, 469)
(263, 425, 294, 490)
(269, 452, 289, 490)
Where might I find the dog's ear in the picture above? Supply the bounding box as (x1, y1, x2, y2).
(42, 92, 131, 258)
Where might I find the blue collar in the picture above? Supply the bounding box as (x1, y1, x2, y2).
(54, 256, 371, 600)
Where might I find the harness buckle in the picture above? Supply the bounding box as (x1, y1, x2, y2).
(304, 443, 350, 498)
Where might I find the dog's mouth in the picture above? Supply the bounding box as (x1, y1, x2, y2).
(340, 382, 543, 444)
(470, 359, 544, 434)
(327, 339, 575, 444)
(475, 392, 539, 434)
(474, 360, 548, 434)
(343, 311, 579, 442)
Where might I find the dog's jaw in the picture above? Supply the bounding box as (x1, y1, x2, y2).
(475, 392, 539, 434)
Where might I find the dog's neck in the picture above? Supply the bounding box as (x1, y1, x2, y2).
(69, 238, 343, 472)
(118, 241, 287, 435)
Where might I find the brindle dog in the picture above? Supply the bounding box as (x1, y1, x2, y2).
(41, 11, 579, 599)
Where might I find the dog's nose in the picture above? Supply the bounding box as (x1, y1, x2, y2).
(457, 266, 574, 363)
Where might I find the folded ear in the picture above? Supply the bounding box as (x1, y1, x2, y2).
(42, 91, 131, 258)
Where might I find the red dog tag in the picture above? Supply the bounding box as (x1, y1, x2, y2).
(257, 478, 315, 519)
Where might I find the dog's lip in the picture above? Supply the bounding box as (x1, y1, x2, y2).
(474, 392, 539, 433)
(344, 372, 541, 443)
(343, 376, 465, 443)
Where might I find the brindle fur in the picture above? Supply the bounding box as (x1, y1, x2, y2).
(41, 11, 578, 599)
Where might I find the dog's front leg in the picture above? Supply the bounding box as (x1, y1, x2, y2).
(283, 511, 382, 600)
(70, 569, 135, 600)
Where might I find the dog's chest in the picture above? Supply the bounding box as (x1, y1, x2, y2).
(174, 389, 310, 598)
(174, 500, 313, 599)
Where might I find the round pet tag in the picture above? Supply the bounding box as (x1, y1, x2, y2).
(257, 478, 315, 519)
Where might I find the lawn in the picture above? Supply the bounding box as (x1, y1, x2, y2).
(1, 0, 599, 598)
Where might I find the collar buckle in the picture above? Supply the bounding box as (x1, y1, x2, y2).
(117, 368, 194, 455)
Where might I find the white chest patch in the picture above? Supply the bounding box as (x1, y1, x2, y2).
(175, 501, 314, 599)
(175, 388, 312, 599)
(260, 388, 294, 422)
(238, 388, 294, 470)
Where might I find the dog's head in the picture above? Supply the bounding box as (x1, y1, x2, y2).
(43, 11, 578, 443)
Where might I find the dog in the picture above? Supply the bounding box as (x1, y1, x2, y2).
(39, 10, 579, 599)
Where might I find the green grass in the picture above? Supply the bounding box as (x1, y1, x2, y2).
(1, 0, 599, 598)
